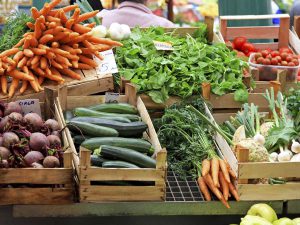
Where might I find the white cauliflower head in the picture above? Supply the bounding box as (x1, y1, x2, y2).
(238, 139, 269, 162)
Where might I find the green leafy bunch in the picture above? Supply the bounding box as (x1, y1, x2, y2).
(286, 84, 300, 129)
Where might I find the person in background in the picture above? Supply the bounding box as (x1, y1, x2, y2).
(290, 0, 300, 27)
(97, 0, 174, 27)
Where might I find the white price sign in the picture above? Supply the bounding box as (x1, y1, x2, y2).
(153, 40, 174, 51)
(16, 99, 42, 117)
(105, 92, 120, 103)
(95, 49, 118, 76)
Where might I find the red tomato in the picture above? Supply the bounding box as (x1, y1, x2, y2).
(276, 56, 282, 63)
(286, 55, 293, 62)
(281, 61, 288, 66)
(254, 52, 262, 59)
(237, 51, 246, 58)
(266, 48, 272, 53)
(261, 50, 269, 58)
(292, 55, 299, 60)
(280, 52, 288, 60)
(257, 57, 264, 64)
(241, 43, 255, 54)
(288, 62, 296, 67)
(266, 54, 272, 60)
(271, 58, 278, 65)
(292, 59, 299, 66)
(279, 47, 293, 54)
(263, 58, 271, 65)
(271, 51, 280, 57)
(233, 37, 247, 50)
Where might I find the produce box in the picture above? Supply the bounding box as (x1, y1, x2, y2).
(56, 83, 167, 202)
(0, 91, 75, 205)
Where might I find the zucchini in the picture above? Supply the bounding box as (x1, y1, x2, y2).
(67, 121, 119, 137)
(64, 110, 74, 121)
(71, 117, 147, 137)
(89, 103, 138, 114)
(81, 137, 154, 154)
(74, 108, 140, 122)
(73, 135, 91, 145)
(102, 160, 140, 168)
(100, 145, 156, 168)
(100, 116, 131, 123)
(91, 155, 107, 167)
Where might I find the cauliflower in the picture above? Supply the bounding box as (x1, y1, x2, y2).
(237, 139, 269, 162)
(260, 122, 274, 137)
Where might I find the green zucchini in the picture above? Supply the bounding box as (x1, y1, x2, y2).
(100, 116, 131, 123)
(71, 117, 147, 137)
(100, 145, 156, 168)
(74, 108, 140, 122)
(91, 155, 107, 167)
(102, 160, 140, 168)
(73, 135, 91, 145)
(81, 137, 154, 154)
(89, 103, 138, 114)
(67, 121, 119, 137)
(64, 110, 74, 121)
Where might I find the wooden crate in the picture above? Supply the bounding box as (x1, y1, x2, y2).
(0, 92, 76, 205)
(56, 83, 167, 202)
(212, 112, 300, 201)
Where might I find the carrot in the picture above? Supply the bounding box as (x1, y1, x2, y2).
(211, 157, 220, 188)
(9, 69, 34, 81)
(2, 62, 8, 70)
(23, 49, 34, 58)
(34, 18, 43, 39)
(51, 60, 64, 70)
(48, 22, 57, 29)
(59, 68, 81, 80)
(40, 3, 51, 16)
(72, 60, 78, 68)
(53, 26, 65, 34)
(88, 36, 123, 46)
(65, 54, 79, 61)
(45, 68, 65, 83)
(27, 70, 40, 92)
(50, 67, 62, 77)
(17, 57, 28, 68)
(46, 16, 61, 23)
(55, 4, 78, 13)
(69, 33, 92, 45)
(201, 159, 210, 176)
(30, 36, 39, 47)
(39, 34, 54, 44)
(61, 45, 78, 54)
(23, 37, 31, 49)
(31, 7, 40, 20)
(79, 55, 97, 67)
(3, 57, 16, 66)
(228, 182, 240, 201)
(26, 57, 33, 66)
(0, 68, 4, 75)
(8, 78, 19, 98)
(50, 48, 70, 56)
(38, 44, 50, 50)
(86, 22, 96, 28)
(1, 76, 7, 94)
(7, 65, 14, 72)
(40, 57, 48, 69)
(45, 51, 55, 60)
(93, 52, 104, 60)
(0, 48, 19, 57)
(48, 0, 62, 10)
(71, 8, 81, 22)
(95, 44, 112, 51)
(69, 32, 80, 39)
(59, 10, 68, 24)
(51, 42, 60, 48)
(31, 48, 46, 55)
(41, 23, 46, 31)
(13, 38, 25, 48)
(65, 18, 75, 30)
(72, 24, 91, 34)
(219, 159, 231, 183)
(19, 80, 28, 94)
(52, 32, 69, 42)
(35, 67, 46, 77)
(77, 10, 99, 23)
(204, 174, 230, 209)
(73, 44, 79, 49)
(219, 172, 229, 201)
(82, 40, 97, 51)
(55, 54, 71, 66)
(226, 161, 237, 179)
(197, 176, 211, 201)
(77, 63, 93, 70)
(26, 22, 35, 30)
(38, 76, 45, 85)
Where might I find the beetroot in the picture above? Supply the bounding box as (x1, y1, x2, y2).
(31, 162, 44, 168)
(51, 131, 61, 138)
(44, 119, 60, 131)
(0, 147, 10, 160)
(43, 156, 60, 168)
(29, 132, 49, 151)
(47, 135, 61, 148)
(4, 102, 22, 116)
(24, 151, 44, 165)
(8, 112, 23, 122)
(0, 136, 3, 146)
(24, 113, 43, 131)
(0, 159, 9, 168)
(2, 132, 19, 148)
(0, 116, 9, 132)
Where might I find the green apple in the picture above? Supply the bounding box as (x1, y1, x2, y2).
(293, 218, 300, 225)
(273, 218, 296, 225)
(247, 203, 278, 222)
(240, 215, 273, 225)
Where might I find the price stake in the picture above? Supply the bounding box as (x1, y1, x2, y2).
(16, 99, 42, 117)
(95, 49, 118, 76)
(105, 92, 120, 103)
(153, 40, 174, 51)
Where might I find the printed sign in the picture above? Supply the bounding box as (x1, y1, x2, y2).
(95, 49, 118, 76)
(153, 40, 174, 51)
(16, 99, 41, 116)
(105, 92, 120, 103)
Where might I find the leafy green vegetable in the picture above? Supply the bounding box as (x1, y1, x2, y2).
(0, 12, 33, 52)
(286, 84, 300, 129)
(116, 26, 248, 103)
(234, 89, 249, 103)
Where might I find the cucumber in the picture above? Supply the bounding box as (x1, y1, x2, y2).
(100, 145, 156, 168)
(64, 110, 74, 121)
(67, 121, 119, 137)
(81, 137, 154, 154)
(74, 108, 140, 122)
(71, 117, 147, 137)
(89, 103, 138, 114)
(73, 135, 91, 145)
(102, 160, 140, 168)
(100, 116, 131, 123)
(91, 155, 108, 167)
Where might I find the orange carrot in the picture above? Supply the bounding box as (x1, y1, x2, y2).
(77, 63, 93, 70)
(88, 36, 123, 46)
(65, 54, 79, 61)
(48, 22, 57, 29)
(79, 55, 97, 67)
(197, 176, 211, 201)
(52, 31, 69, 42)
(228, 182, 240, 201)
(26, 22, 35, 30)
(19, 80, 28, 94)
(51, 60, 64, 70)
(61, 45, 79, 54)
(95, 44, 112, 51)
(0, 68, 4, 75)
(3, 57, 16, 66)
(45, 51, 55, 60)
(7, 65, 14, 72)
(1, 76, 7, 94)
(40, 57, 48, 69)
(17, 57, 28, 68)
(38, 44, 50, 50)
(69, 33, 92, 45)
(219, 172, 229, 201)
(48, 0, 62, 11)
(26, 57, 33, 66)
(82, 40, 97, 51)
(65, 18, 75, 30)
(51, 42, 60, 48)
(219, 159, 231, 183)
(211, 158, 220, 188)
(23, 49, 34, 57)
(77, 10, 99, 23)
(69, 32, 80, 39)
(50, 48, 70, 56)
(31, 55, 41, 65)
(50, 67, 62, 77)
(53, 26, 65, 34)
(59, 68, 81, 80)
(71, 8, 81, 22)
(31, 48, 46, 55)
(72, 60, 78, 68)
(13, 38, 25, 48)
(55, 54, 71, 66)
(30, 36, 39, 47)
(46, 16, 61, 23)
(72, 24, 91, 34)
(8, 78, 19, 98)
(35, 67, 46, 76)
(31, 7, 40, 20)
(226, 161, 237, 179)
(52, 4, 78, 14)
(0, 48, 19, 57)
(38, 76, 45, 85)
(202, 159, 210, 176)
(45, 68, 65, 83)
(34, 18, 43, 39)
(9, 69, 34, 81)
(93, 52, 104, 60)
(23, 37, 31, 49)
(58, 10, 68, 24)
(39, 34, 54, 44)
(40, 3, 51, 16)
(86, 22, 96, 28)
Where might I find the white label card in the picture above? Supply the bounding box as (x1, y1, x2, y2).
(16, 99, 42, 117)
(95, 49, 118, 76)
(105, 92, 120, 103)
(153, 40, 174, 51)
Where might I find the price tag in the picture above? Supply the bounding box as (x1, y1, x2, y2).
(153, 40, 174, 51)
(95, 49, 118, 76)
(16, 99, 42, 117)
(105, 92, 120, 103)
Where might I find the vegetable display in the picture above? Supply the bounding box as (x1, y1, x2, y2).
(0, 0, 122, 98)
(116, 26, 248, 103)
(0, 101, 63, 168)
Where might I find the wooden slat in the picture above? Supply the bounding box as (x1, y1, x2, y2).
(279, 17, 290, 48)
(238, 183, 300, 201)
(226, 26, 279, 40)
(80, 168, 165, 181)
(213, 113, 236, 123)
(0, 188, 73, 205)
(253, 81, 297, 93)
(0, 168, 72, 184)
(253, 43, 278, 50)
(80, 186, 164, 202)
(239, 162, 300, 179)
(140, 94, 181, 110)
(220, 14, 290, 20)
(289, 29, 300, 54)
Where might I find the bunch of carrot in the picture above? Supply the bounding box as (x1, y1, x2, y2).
(197, 157, 240, 209)
(0, 0, 122, 98)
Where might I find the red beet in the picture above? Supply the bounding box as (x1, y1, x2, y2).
(24, 113, 43, 131)
(24, 151, 44, 165)
(8, 112, 23, 122)
(44, 119, 60, 131)
(0, 147, 10, 160)
(0, 116, 9, 132)
(0, 136, 3, 146)
(31, 162, 44, 168)
(4, 102, 22, 116)
(51, 131, 61, 138)
(0, 159, 9, 168)
(43, 156, 60, 168)
(30, 132, 49, 151)
(47, 135, 61, 148)
(2, 132, 19, 148)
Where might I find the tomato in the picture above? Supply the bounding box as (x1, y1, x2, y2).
(261, 50, 269, 58)
(266, 54, 272, 60)
(279, 47, 293, 54)
(280, 52, 288, 60)
(292, 59, 299, 66)
(237, 51, 246, 58)
(286, 55, 293, 62)
(254, 52, 262, 59)
(271, 58, 278, 65)
(241, 43, 255, 54)
(288, 62, 296, 67)
(263, 58, 271, 65)
(257, 57, 264, 64)
(292, 55, 298, 60)
(281, 61, 288, 66)
(275, 56, 282, 63)
(271, 51, 280, 57)
(233, 37, 247, 50)
(266, 48, 272, 53)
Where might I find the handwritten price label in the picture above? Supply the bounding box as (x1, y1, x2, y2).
(105, 92, 120, 103)
(153, 40, 174, 51)
(16, 99, 42, 117)
(95, 50, 118, 76)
